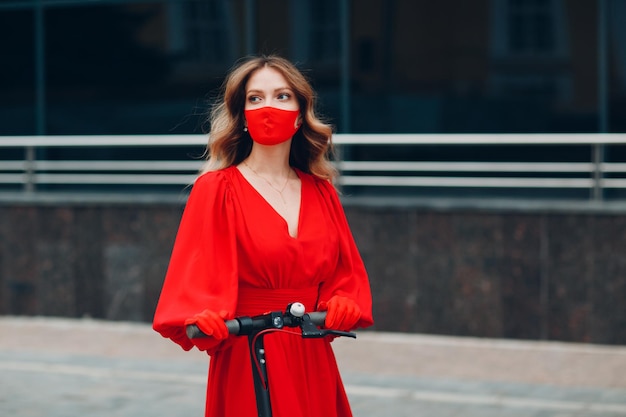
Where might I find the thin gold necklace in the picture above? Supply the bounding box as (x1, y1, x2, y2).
(243, 161, 291, 204)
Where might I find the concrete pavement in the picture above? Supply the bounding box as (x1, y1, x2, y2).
(0, 316, 625, 417)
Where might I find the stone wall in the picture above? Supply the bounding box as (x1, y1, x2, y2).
(345, 204, 626, 344)
(0, 202, 182, 323)
(1, 197, 625, 344)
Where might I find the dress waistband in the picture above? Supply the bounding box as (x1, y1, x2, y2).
(236, 286, 319, 317)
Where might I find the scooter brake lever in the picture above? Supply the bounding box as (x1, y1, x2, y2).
(320, 329, 357, 339)
(301, 322, 357, 339)
(299, 312, 357, 339)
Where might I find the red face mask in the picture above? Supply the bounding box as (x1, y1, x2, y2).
(244, 107, 300, 145)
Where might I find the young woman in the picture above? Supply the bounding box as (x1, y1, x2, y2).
(153, 55, 373, 417)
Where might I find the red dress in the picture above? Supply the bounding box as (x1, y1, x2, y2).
(153, 166, 373, 417)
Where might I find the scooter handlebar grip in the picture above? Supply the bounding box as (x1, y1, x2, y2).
(307, 311, 327, 326)
(186, 324, 202, 339)
(225, 319, 240, 334)
(186, 319, 240, 339)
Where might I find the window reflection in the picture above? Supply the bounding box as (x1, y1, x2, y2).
(0, 0, 624, 135)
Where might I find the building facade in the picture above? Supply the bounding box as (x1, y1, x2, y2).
(1, 0, 624, 136)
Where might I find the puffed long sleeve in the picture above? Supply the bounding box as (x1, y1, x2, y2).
(153, 172, 239, 353)
(315, 180, 374, 330)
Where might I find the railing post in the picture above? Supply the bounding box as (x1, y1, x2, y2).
(592, 143, 604, 201)
(24, 146, 36, 192)
(334, 143, 344, 194)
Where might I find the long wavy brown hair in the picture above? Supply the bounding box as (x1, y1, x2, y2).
(200, 55, 337, 181)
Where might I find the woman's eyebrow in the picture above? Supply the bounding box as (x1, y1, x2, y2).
(246, 87, 293, 94)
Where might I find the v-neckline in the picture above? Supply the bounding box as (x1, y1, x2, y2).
(234, 165, 303, 239)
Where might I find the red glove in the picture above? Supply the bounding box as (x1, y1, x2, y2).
(320, 295, 361, 331)
(184, 309, 229, 340)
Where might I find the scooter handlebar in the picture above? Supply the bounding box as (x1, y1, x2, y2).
(186, 311, 327, 339)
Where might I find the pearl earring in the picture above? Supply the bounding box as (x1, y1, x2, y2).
(244, 127, 248, 132)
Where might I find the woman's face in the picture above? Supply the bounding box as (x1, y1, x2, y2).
(244, 67, 300, 112)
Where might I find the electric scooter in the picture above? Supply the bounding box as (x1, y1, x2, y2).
(186, 302, 356, 417)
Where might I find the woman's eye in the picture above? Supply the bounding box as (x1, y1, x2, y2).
(248, 96, 261, 103)
(277, 93, 291, 100)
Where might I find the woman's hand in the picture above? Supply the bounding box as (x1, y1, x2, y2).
(184, 309, 229, 340)
(320, 295, 362, 331)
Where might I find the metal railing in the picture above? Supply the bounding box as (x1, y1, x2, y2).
(1, 134, 626, 200)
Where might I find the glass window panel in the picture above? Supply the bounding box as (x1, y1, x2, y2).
(509, 15, 526, 50)
(534, 13, 553, 51)
(0, 9, 35, 135)
(29, 0, 244, 136)
(345, 0, 621, 134)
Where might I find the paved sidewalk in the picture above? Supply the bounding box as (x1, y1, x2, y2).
(0, 316, 625, 417)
